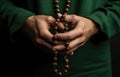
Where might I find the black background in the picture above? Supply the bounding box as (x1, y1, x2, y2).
(111, 33, 120, 77)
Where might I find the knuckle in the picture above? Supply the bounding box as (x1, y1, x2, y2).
(79, 29, 84, 34)
(47, 16, 53, 21)
(35, 15, 41, 20)
(72, 15, 77, 19)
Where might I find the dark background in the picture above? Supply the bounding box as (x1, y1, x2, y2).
(111, 33, 120, 77)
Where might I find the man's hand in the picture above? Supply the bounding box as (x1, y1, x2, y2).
(52, 15, 98, 55)
(22, 15, 56, 52)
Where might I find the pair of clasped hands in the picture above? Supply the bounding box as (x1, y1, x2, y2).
(23, 14, 98, 55)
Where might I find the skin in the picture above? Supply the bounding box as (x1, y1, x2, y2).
(53, 14, 98, 55)
(22, 14, 98, 55)
(22, 15, 55, 52)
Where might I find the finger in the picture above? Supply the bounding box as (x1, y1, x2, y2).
(68, 36, 86, 50)
(46, 16, 56, 27)
(37, 45, 52, 53)
(35, 36, 53, 50)
(46, 16, 64, 30)
(37, 19, 54, 43)
(65, 15, 80, 25)
(52, 44, 65, 51)
(52, 36, 86, 51)
(57, 22, 65, 30)
(53, 40, 65, 45)
(67, 41, 86, 55)
(67, 45, 80, 55)
(54, 25, 83, 41)
(54, 19, 85, 41)
(56, 13, 70, 30)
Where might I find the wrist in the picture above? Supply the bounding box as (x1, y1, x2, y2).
(86, 17, 99, 35)
(21, 15, 36, 37)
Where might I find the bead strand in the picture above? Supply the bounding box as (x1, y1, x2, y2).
(52, 0, 71, 76)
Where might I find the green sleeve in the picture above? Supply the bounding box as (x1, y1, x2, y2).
(0, 0, 35, 36)
(87, 0, 120, 38)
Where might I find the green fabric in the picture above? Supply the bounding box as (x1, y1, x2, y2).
(0, 0, 35, 36)
(0, 0, 120, 77)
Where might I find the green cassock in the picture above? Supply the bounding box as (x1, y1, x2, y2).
(0, 0, 120, 77)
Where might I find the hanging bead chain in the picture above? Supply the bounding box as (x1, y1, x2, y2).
(52, 0, 71, 76)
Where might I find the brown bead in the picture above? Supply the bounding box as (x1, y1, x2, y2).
(65, 27, 69, 31)
(65, 8, 69, 12)
(55, 26, 58, 30)
(53, 40, 58, 45)
(55, 4, 59, 8)
(64, 42, 69, 48)
(58, 71, 62, 76)
(55, 21, 59, 25)
(56, 12, 60, 17)
(64, 13, 67, 15)
(67, 0, 71, 3)
(65, 23, 68, 27)
(65, 58, 69, 63)
(56, 8, 60, 12)
(62, 14, 66, 18)
(54, 51, 58, 54)
(54, 69, 58, 73)
(55, 0, 59, 3)
(65, 64, 69, 68)
(56, 18, 60, 22)
(66, 51, 69, 54)
(64, 69, 68, 73)
(52, 62, 57, 66)
(53, 56, 58, 61)
(66, 4, 70, 7)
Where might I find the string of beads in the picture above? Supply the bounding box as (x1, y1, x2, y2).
(52, 0, 71, 76)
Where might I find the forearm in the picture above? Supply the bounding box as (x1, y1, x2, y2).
(86, 1, 120, 38)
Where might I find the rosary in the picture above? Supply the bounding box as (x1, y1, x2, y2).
(52, 0, 71, 76)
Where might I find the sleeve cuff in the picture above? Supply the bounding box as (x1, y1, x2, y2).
(9, 8, 35, 41)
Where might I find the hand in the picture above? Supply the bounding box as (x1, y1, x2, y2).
(22, 15, 56, 52)
(52, 14, 98, 55)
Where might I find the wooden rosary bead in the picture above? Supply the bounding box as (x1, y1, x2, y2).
(53, 56, 58, 61)
(54, 69, 58, 73)
(55, 0, 59, 3)
(66, 4, 70, 7)
(65, 64, 70, 68)
(56, 18, 60, 22)
(52, 62, 58, 66)
(54, 51, 58, 54)
(64, 69, 68, 73)
(55, 4, 59, 8)
(58, 71, 62, 76)
(67, 0, 71, 3)
(56, 8, 60, 12)
(65, 58, 69, 63)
